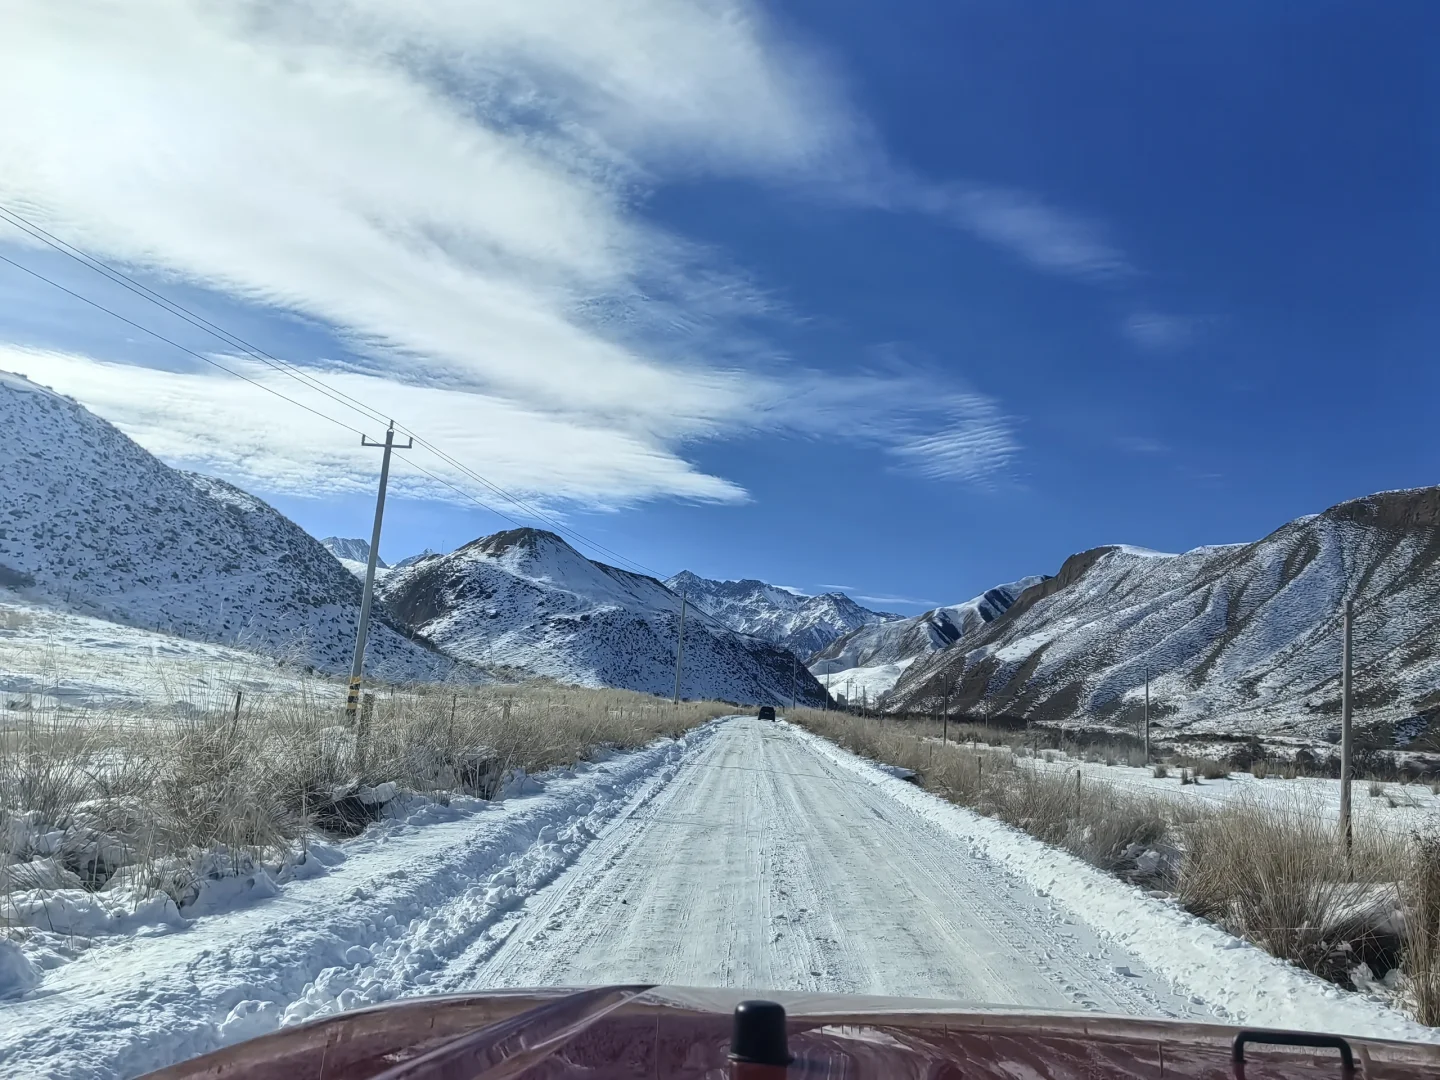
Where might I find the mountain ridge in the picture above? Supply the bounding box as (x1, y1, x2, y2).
(381, 528, 830, 705)
(663, 570, 899, 657)
(886, 486, 1440, 742)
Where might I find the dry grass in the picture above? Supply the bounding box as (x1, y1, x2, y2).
(1403, 834, 1440, 1024)
(1174, 795, 1406, 983)
(792, 710, 1169, 883)
(1, 681, 723, 915)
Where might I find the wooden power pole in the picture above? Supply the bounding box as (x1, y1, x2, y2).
(672, 590, 688, 704)
(1339, 598, 1354, 852)
(1143, 666, 1150, 763)
(346, 422, 411, 723)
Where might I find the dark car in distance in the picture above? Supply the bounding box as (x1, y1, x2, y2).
(758, 705, 776, 721)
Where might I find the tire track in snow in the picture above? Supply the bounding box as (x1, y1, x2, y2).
(461, 716, 1203, 1016)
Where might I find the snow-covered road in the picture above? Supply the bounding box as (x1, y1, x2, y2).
(4, 715, 1434, 1079)
(468, 715, 1193, 1015)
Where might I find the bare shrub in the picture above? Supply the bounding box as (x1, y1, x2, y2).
(1175, 794, 1404, 982)
(1251, 761, 1268, 779)
(1152, 763, 1168, 778)
(1177, 756, 1229, 781)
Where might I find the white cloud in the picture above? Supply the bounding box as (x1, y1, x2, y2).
(1115, 434, 1168, 455)
(893, 180, 1130, 282)
(1123, 312, 1194, 350)
(886, 394, 1018, 485)
(0, 0, 1022, 502)
(6, 347, 743, 508)
(855, 594, 939, 608)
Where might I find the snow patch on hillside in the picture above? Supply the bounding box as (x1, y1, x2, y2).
(0, 372, 446, 682)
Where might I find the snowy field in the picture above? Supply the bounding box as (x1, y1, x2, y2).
(2, 715, 1434, 1079)
(967, 740, 1440, 836)
(812, 658, 915, 704)
(0, 597, 346, 718)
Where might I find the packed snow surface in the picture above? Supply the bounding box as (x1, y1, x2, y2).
(2, 716, 1431, 1079)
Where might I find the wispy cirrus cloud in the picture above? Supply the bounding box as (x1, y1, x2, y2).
(1123, 311, 1195, 351)
(886, 393, 1019, 485)
(936, 185, 1132, 282)
(855, 593, 940, 609)
(1114, 434, 1169, 455)
(0, 0, 1033, 502)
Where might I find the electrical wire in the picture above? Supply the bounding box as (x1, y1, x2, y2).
(0, 209, 749, 636)
(0, 203, 660, 578)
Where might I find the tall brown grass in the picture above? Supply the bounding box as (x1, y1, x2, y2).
(1, 682, 723, 914)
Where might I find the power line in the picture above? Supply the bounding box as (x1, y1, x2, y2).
(0, 208, 761, 643)
(0, 252, 369, 438)
(0, 201, 664, 579)
(0, 205, 393, 430)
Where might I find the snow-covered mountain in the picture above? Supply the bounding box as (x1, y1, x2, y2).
(0, 371, 450, 681)
(663, 571, 899, 657)
(809, 578, 1047, 680)
(886, 488, 1440, 741)
(321, 536, 390, 581)
(381, 529, 828, 705)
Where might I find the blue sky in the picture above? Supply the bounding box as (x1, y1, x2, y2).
(0, 1, 1434, 612)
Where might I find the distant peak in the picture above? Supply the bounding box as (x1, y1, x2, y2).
(321, 536, 387, 568)
(468, 527, 571, 558)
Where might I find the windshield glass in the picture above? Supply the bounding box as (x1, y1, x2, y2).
(0, 2, 1435, 1077)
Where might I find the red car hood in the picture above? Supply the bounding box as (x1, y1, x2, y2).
(142, 984, 1439, 1079)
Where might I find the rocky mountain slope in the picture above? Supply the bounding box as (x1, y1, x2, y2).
(887, 488, 1440, 742)
(0, 371, 449, 681)
(382, 530, 829, 704)
(663, 571, 898, 657)
(810, 578, 1048, 675)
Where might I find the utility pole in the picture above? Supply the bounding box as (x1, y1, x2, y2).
(942, 675, 952, 744)
(790, 653, 797, 713)
(346, 422, 412, 723)
(1339, 597, 1354, 852)
(1143, 665, 1151, 763)
(672, 589, 688, 704)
